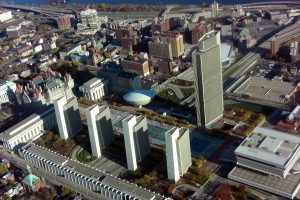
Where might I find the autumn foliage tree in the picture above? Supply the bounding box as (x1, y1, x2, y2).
(215, 184, 232, 200)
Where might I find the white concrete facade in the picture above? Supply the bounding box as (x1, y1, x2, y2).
(165, 127, 192, 182)
(19, 144, 165, 200)
(0, 11, 13, 23)
(79, 78, 108, 101)
(122, 115, 138, 171)
(54, 97, 69, 140)
(86, 105, 102, 158)
(0, 80, 16, 105)
(165, 128, 181, 182)
(0, 108, 56, 150)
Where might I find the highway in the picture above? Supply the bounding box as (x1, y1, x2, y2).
(223, 19, 300, 90)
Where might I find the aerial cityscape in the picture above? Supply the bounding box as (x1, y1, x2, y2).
(0, 0, 300, 200)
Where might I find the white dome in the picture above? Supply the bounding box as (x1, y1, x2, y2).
(123, 90, 156, 106)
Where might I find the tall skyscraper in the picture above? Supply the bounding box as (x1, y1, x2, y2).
(165, 127, 191, 182)
(211, 1, 219, 18)
(192, 31, 224, 127)
(54, 96, 82, 140)
(122, 115, 150, 171)
(85, 105, 115, 158)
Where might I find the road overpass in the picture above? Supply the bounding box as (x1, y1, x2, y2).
(0, 3, 78, 26)
(223, 19, 300, 90)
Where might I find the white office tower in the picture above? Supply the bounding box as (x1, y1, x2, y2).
(85, 105, 115, 158)
(193, 31, 224, 127)
(122, 115, 150, 171)
(54, 96, 82, 140)
(77, 8, 101, 31)
(211, 1, 219, 18)
(165, 127, 192, 182)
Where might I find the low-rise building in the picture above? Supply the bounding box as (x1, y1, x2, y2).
(59, 44, 83, 60)
(6, 25, 23, 39)
(79, 77, 108, 101)
(0, 107, 56, 150)
(0, 79, 16, 105)
(16, 72, 75, 110)
(269, 11, 288, 21)
(121, 57, 150, 76)
(0, 11, 13, 23)
(278, 105, 300, 130)
(290, 41, 300, 63)
(19, 143, 167, 200)
(22, 165, 46, 193)
(221, 43, 235, 67)
(229, 126, 300, 199)
(98, 64, 141, 93)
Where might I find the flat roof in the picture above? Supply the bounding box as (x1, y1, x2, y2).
(221, 43, 233, 63)
(235, 127, 300, 168)
(82, 77, 104, 88)
(103, 176, 155, 200)
(22, 144, 164, 200)
(0, 79, 15, 92)
(25, 145, 68, 166)
(230, 166, 300, 196)
(1, 107, 55, 139)
(234, 76, 295, 103)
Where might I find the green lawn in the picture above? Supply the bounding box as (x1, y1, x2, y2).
(157, 89, 181, 104)
(76, 149, 97, 164)
(225, 102, 275, 115)
(181, 87, 195, 97)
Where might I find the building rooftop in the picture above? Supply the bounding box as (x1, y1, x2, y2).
(233, 76, 295, 103)
(235, 127, 300, 168)
(103, 176, 155, 200)
(1, 107, 55, 140)
(200, 30, 218, 42)
(21, 144, 164, 200)
(82, 77, 105, 88)
(230, 166, 300, 196)
(26, 144, 68, 166)
(221, 43, 233, 63)
(0, 79, 15, 92)
(6, 25, 21, 31)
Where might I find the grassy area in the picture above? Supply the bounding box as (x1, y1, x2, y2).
(76, 149, 97, 164)
(181, 87, 195, 97)
(157, 89, 181, 104)
(34, 130, 76, 157)
(120, 169, 146, 180)
(225, 101, 275, 115)
(0, 56, 17, 66)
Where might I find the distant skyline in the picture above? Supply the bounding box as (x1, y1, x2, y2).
(3, 0, 286, 5)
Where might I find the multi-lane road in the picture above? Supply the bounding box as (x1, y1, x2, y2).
(224, 19, 300, 90)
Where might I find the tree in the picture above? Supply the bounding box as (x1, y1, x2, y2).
(215, 184, 232, 200)
(61, 187, 71, 197)
(0, 164, 8, 176)
(4, 195, 12, 200)
(237, 184, 246, 193)
(195, 155, 205, 168)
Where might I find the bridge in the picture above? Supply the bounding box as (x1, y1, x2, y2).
(0, 3, 78, 26)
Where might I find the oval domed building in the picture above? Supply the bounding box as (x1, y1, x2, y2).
(123, 89, 156, 107)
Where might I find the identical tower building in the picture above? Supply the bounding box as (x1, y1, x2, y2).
(85, 104, 191, 182)
(192, 31, 224, 127)
(54, 96, 83, 140)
